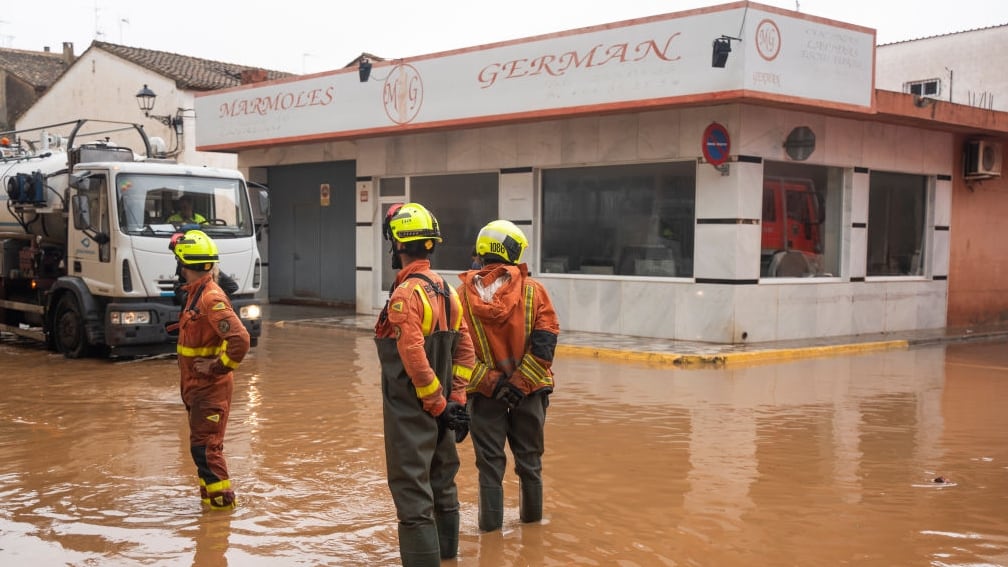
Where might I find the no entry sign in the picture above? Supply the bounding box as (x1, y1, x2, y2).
(702, 122, 731, 166)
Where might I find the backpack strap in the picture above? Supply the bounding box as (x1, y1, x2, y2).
(405, 273, 456, 333)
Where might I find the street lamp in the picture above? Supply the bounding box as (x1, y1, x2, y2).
(135, 84, 183, 135)
(135, 84, 193, 156)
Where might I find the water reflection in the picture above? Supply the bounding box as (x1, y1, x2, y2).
(1, 326, 1007, 566)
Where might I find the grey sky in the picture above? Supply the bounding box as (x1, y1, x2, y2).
(3, 1, 1006, 74)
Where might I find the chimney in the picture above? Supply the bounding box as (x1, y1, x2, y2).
(62, 42, 74, 65)
(44, 46, 51, 52)
(240, 69, 268, 85)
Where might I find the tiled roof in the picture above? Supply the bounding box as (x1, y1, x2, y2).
(92, 41, 295, 90)
(878, 22, 1008, 46)
(0, 47, 69, 89)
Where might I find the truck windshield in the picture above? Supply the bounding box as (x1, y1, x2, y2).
(116, 174, 253, 238)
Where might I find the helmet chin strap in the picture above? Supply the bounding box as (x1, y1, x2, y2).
(390, 242, 403, 270)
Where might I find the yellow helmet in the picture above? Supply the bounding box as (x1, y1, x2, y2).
(384, 202, 442, 244)
(172, 229, 219, 271)
(475, 220, 527, 265)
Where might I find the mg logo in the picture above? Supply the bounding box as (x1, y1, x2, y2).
(756, 19, 781, 62)
(382, 64, 424, 125)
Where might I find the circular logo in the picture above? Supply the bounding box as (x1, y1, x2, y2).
(702, 122, 731, 166)
(382, 64, 424, 125)
(755, 19, 782, 61)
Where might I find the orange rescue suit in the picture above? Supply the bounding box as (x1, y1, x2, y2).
(457, 263, 559, 398)
(375, 260, 475, 415)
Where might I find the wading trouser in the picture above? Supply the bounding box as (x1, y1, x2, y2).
(469, 391, 548, 530)
(184, 374, 235, 509)
(377, 330, 462, 565)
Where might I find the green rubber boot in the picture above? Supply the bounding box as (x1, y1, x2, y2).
(519, 480, 543, 523)
(478, 485, 504, 532)
(435, 511, 460, 559)
(397, 523, 441, 567)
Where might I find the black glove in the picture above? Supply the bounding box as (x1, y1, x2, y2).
(493, 380, 525, 410)
(438, 401, 470, 443)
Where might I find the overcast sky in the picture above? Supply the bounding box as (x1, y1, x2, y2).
(3, 0, 1007, 75)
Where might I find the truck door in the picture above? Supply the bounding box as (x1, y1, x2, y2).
(69, 171, 115, 292)
(762, 177, 821, 254)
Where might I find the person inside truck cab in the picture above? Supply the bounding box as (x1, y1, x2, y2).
(167, 195, 207, 225)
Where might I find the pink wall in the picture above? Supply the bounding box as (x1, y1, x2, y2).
(947, 134, 1008, 327)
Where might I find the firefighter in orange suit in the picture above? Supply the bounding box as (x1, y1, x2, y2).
(456, 220, 559, 532)
(171, 230, 250, 511)
(374, 203, 476, 566)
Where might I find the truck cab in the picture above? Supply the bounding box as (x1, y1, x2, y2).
(1, 119, 265, 357)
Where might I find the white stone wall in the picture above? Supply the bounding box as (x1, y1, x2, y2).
(876, 26, 1008, 111)
(14, 48, 235, 168)
(238, 102, 954, 343)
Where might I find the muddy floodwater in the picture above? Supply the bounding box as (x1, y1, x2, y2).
(1, 315, 1007, 566)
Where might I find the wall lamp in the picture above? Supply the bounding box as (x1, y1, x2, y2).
(712, 35, 740, 68)
(135, 84, 194, 156)
(358, 58, 372, 82)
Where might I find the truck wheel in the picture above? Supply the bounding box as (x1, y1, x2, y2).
(54, 295, 90, 358)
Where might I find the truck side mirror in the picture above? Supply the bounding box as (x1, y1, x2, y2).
(72, 194, 90, 230)
(71, 194, 110, 244)
(814, 193, 826, 224)
(248, 182, 270, 224)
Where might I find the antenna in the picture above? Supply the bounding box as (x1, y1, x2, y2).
(0, 20, 12, 47)
(93, 0, 104, 40)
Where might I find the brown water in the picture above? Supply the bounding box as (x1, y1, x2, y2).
(1, 321, 1007, 566)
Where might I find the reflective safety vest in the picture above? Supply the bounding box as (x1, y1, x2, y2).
(462, 282, 552, 393)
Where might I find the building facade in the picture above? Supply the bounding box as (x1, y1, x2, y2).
(195, 1, 1008, 342)
(876, 25, 1008, 111)
(14, 41, 292, 167)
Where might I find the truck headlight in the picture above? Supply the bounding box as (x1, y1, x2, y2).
(111, 311, 151, 325)
(240, 304, 262, 320)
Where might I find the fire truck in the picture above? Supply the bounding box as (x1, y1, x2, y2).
(0, 119, 264, 357)
(761, 176, 825, 277)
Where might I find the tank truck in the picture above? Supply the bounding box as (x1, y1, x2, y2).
(0, 119, 265, 357)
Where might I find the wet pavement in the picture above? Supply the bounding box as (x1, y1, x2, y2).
(1, 303, 1007, 566)
(269, 302, 1008, 366)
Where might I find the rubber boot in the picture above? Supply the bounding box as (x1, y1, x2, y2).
(204, 479, 236, 511)
(397, 523, 441, 567)
(435, 511, 460, 559)
(478, 485, 504, 532)
(519, 480, 543, 523)
(199, 478, 210, 508)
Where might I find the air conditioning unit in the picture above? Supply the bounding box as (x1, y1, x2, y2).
(964, 140, 1003, 178)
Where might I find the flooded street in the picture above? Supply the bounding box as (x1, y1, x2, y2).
(1, 315, 1007, 566)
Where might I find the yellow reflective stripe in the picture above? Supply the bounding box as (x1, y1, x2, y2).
(524, 284, 535, 341)
(177, 344, 222, 357)
(413, 284, 434, 335)
(519, 354, 552, 387)
(453, 364, 472, 382)
(205, 479, 231, 492)
(449, 286, 463, 331)
(466, 362, 489, 393)
(415, 376, 441, 398)
(220, 351, 239, 369)
(462, 290, 493, 365)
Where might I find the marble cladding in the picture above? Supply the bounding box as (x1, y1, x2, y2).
(344, 103, 953, 340)
(539, 276, 948, 344)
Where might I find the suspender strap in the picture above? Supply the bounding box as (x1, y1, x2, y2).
(404, 273, 461, 333)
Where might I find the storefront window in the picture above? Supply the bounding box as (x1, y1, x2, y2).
(867, 171, 927, 276)
(761, 162, 842, 277)
(541, 162, 695, 277)
(409, 172, 499, 270)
